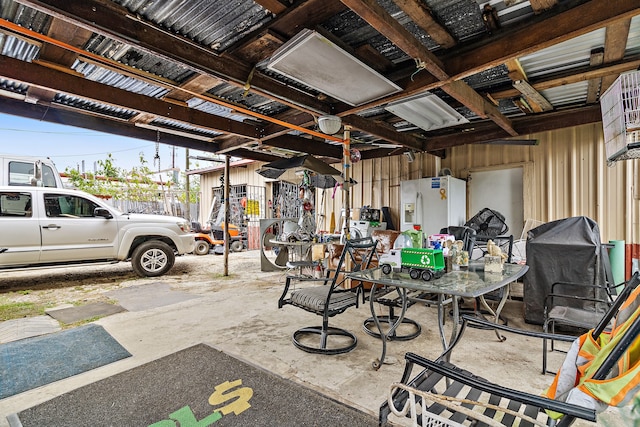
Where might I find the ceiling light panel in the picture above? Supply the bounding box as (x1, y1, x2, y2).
(385, 92, 469, 131)
(267, 29, 401, 106)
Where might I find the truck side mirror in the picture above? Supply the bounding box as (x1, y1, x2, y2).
(94, 207, 113, 219)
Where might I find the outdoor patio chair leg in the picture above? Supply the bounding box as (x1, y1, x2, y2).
(363, 305, 421, 341)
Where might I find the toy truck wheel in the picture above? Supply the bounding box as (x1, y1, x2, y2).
(381, 264, 392, 275)
(421, 270, 433, 281)
(194, 240, 210, 255)
(409, 269, 421, 280)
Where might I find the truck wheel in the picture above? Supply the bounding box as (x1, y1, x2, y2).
(132, 240, 175, 277)
(421, 270, 433, 281)
(409, 269, 421, 280)
(381, 264, 392, 275)
(230, 240, 244, 252)
(194, 240, 210, 256)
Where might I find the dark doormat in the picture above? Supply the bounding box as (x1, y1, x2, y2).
(105, 282, 199, 311)
(9, 343, 378, 427)
(46, 302, 126, 324)
(0, 323, 131, 400)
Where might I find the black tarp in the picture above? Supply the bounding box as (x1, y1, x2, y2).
(523, 216, 606, 324)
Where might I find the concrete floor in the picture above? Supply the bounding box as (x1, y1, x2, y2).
(0, 251, 619, 426)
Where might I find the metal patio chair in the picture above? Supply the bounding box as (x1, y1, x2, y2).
(542, 245, 628, 373)
(380, 271, 640, 427)
(278, 236, 378, 355)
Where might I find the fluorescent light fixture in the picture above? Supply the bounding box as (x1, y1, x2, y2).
(267, 29, 401, 106)
(385, 92, 469, 131)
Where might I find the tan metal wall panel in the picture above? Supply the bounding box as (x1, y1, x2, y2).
(196, 123, 639, 246)
(446, 123, 639, 244)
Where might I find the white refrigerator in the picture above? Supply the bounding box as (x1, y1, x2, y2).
(400, 176, 467, 237)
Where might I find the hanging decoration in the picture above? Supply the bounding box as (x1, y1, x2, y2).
(350, 148, 361, 163)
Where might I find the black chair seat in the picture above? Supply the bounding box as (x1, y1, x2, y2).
(290, 286, 358, 313)
(547, 305, 607, 329)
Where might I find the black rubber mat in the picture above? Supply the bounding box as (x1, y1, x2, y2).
(10, 344, 377, 427)
(46, 302, 126, 324)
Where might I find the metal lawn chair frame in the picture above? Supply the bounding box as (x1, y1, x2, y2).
(380, 271, 640, 427)
(542, 244, 626, 373)
(278, 236, 378, 355)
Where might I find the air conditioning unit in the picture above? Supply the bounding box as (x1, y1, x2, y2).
(600, 71, 640, 164)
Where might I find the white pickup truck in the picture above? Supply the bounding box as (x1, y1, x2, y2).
(0, 186, 195, 277)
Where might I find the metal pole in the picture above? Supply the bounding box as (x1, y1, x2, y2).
(224, 155, 230, 276)
(343, 125, 351, 238)
(343, 126, 352, 288)
(185, 148, 190, 222)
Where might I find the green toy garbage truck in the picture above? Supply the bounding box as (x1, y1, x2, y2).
(379, 247, 445, 281)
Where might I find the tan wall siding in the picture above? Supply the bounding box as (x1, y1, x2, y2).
(445, 123, 639, 244)
(196, 123, 639, 245)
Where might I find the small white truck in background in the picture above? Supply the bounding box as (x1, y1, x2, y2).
(0, 154, 64, 188)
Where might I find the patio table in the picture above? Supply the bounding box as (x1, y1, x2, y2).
(347, 261, 529, 369)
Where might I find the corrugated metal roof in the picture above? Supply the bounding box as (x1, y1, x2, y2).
(519, 28, 606, 79)
(0, 33, 39, 62)
(112, 0, 272, 53)
(73, 62, 170, 99)
(150, 117, 222, 138)
(187, 98, 252, 123)
(0, 77, 28, 95)
(0, 0, 636, 161)
(540, 81, 589, 107)
(627, 15, 640, 57)
(83, 34, 195, 84)
(53, 93, 138, 120)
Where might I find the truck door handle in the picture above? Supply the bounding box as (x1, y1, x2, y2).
(42, 224, 61, 230)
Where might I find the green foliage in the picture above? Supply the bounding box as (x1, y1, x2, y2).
(171, 170, 200, 204)
(65, 152, 162, 201)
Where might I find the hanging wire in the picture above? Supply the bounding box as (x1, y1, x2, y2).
(411, 58, 427, 81)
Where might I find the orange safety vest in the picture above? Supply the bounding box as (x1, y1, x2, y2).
(545, 286, 640, 415)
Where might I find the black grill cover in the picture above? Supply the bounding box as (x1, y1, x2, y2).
(523, 216, 606, 324)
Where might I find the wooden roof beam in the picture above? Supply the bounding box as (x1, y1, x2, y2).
(586, 48, 605, 104)
(425, 105, 602, 151)
(600, 19, 632, 94)
(340, 0, 516, 136)
(0, 96, 221, 153)
(0, 55, 262, 139)
(489, 56, 640, 100)
(392, 0, 456, 49)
